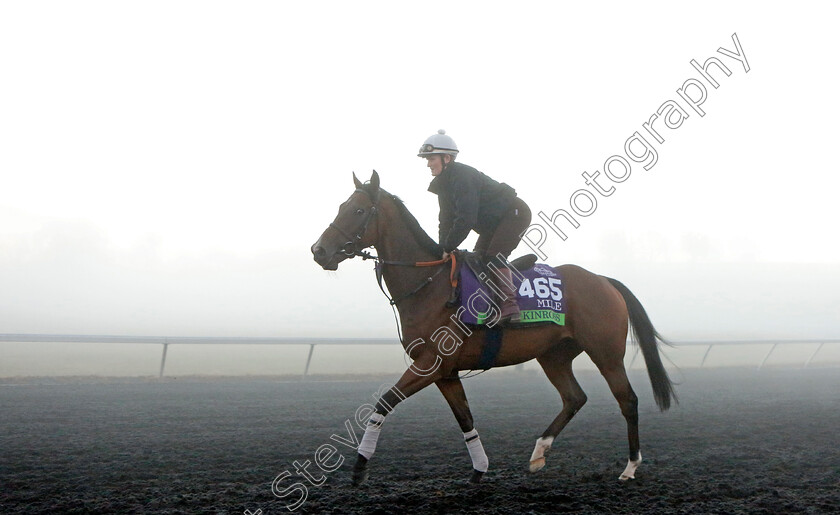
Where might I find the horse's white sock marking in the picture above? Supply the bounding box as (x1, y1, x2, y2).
(357, 413, 385, 459)
(529, 436, 554, 473)
(463, 429, 489, 472)
(619, 452, 642, 481)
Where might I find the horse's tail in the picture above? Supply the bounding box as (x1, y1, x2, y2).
(606, 277, 678, 411)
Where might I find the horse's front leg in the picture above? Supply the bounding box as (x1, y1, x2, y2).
(352, 352, 444, 486)
(436, 374, 488, 484)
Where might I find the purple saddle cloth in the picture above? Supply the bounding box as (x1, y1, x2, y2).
(457, 262, 566, 326)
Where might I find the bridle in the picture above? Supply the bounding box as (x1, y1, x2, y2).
(326, 188, 457, 304)
(328, 188, 379, 259)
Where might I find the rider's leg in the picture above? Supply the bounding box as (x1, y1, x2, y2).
(474, 197, 532, 323)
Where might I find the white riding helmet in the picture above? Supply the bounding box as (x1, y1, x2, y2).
(418, 129, 459, 158)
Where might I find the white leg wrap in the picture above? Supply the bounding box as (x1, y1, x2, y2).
(529, 436, 554, 473)
(463, 429, 489, 473)
(619, 452, 642, 481)
(357, 413, 385, 459)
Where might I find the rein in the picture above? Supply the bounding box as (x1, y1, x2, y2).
(369, 252, 483, 381)
(371, 253, 458, 306)
(329, 187, 461, 351)
(367, 253, 456, 352)
(336, 197, 458, 303)
(343, 248, 456, 348)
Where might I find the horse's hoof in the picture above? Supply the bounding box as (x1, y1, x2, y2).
(618, 453, 642, 481)
(351, 455, 369, 486)
(352, 468, 369, 486)
(529, 457, 546, 473)
(469, 469, 484, 484)
(529, 436, 553, 473)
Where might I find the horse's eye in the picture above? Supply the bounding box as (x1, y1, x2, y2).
(356, 208, 365, 215)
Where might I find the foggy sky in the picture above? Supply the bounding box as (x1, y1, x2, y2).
(1, 2, 838, 343)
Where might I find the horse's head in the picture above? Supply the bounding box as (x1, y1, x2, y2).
(311, 170, 382, 270)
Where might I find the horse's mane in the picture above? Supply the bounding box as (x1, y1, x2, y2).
(363, 184, 442, 257)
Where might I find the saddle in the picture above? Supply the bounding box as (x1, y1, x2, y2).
(445, 251, 546, 369)
(446, 251, 538, 308)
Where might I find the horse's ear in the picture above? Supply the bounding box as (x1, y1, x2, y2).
(353, 172, 363, 189)
(370, 170, 380, 193)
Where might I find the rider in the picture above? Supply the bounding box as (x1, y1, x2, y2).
(418, 129, 532, 323)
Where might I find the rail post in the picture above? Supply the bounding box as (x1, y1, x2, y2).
(159, 341, 169, 378)
(303, 343, 316, 378)
(758, 343, 777, 370)
(628, 346, 640, 368)
(700, 344, 713, 367)
(804, 342, 824, 368)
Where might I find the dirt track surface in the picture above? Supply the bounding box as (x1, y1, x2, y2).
(2, 367, 839, 514)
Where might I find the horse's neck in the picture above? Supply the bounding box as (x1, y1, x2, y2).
(375, 199, 438, 264)
(374, 203, 444, 308)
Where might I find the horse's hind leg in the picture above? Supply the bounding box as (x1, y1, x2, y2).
(436, 375, 488, 483)
(530, 342, 587, 473)
(598, 362, 642, 481)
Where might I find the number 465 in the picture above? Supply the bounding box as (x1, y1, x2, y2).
(518, 277, 562, 300)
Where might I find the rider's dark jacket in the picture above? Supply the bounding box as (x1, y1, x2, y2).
(428, 161, 517, 252)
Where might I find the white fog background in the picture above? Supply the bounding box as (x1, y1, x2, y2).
(1, 2, 838, 375)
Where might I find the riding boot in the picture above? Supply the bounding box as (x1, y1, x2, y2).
(496, 267, 520, 324)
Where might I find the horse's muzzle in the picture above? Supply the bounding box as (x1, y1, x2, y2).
(311, 243, 339, 270)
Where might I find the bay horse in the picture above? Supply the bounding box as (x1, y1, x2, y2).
(311, 171, 676, 485)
